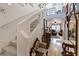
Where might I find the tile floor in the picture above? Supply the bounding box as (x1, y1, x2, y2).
(48, 36, 63, 56)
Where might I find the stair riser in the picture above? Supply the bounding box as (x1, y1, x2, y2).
(10, 42, 17, 48)
(0, 53, 8, 56)
(2, 46, 17, 56)
(2, 49, 17, 56)
(4, 52, 17, 56)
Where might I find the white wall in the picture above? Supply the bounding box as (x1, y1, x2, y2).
(64, 20, 68, 40)
(17, 10, 44, 56)
(0, 3, 40, 53)
(78, 18, 79, 56)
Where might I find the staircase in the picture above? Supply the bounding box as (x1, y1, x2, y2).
(0, 40, 17, 56)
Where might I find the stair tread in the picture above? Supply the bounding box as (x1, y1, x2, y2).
(10, 40, 17, 44)
(0, 53, 8, 56)
(2, 46, 17, 56)
(10, 40, 17, 48)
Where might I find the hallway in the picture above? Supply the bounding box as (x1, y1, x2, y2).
(0, 3, 79, 56)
